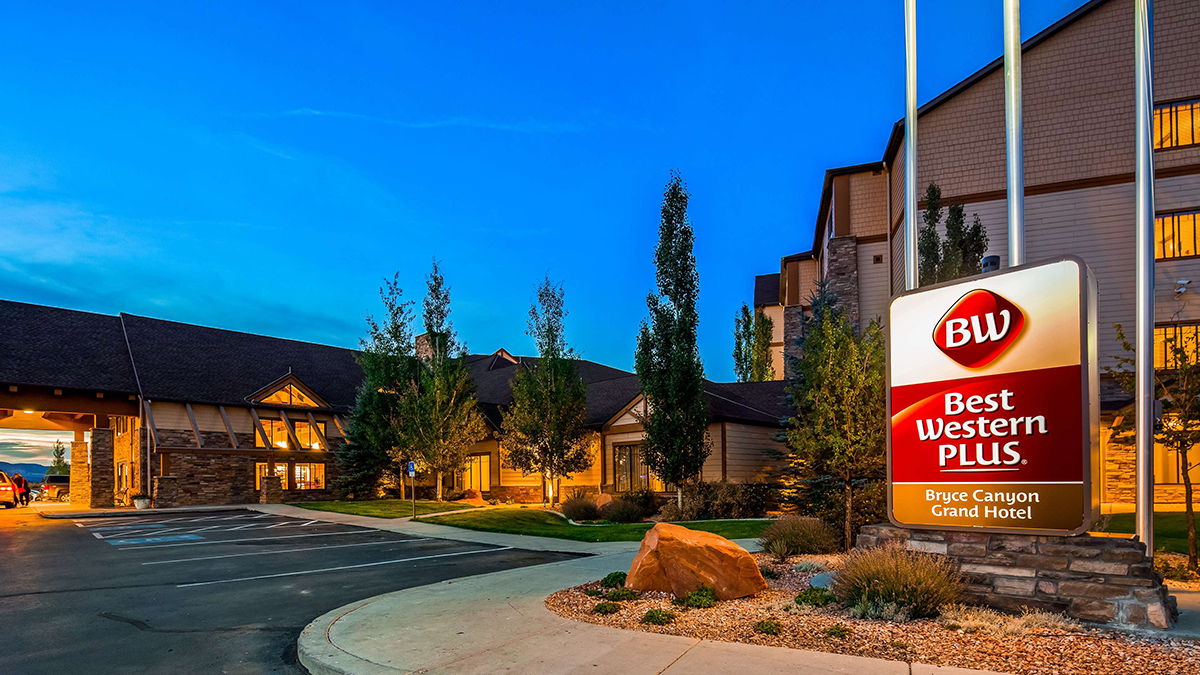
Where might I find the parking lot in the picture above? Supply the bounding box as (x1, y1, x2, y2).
(0, 507, 576, 674)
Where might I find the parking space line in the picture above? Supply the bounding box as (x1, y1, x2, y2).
(117, 529, 382, 550)
(141, 538, 430, 565)
(108, 534, 206, 546)
(176, 546, 513, 588)
(86, 524, 167, 532)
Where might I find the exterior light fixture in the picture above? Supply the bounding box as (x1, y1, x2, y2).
(23, 410, 33, 414)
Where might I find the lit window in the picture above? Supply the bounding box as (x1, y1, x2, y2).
(293, 463, 325, 490)
(1154, 323, 1200, 369)
(1155, 210, 1200, 260)
(261, 384, 319, 407)
(1154, 98, 1200, 150)
(254, 419, 325, 450)
(613, 444, 664, 493)
(255, 463, 289, 489)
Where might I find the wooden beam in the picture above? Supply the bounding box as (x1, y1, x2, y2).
(143, 400, 161, 447)
(332, 414, 346, 436)
(249, 408, 274, 449)
(218, 406, 239, 449)
(278, 408, 301, 451)
(185, 403, 204, 448)
(306, 412, 329, 451)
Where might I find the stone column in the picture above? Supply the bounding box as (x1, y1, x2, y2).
(152, 476, 178, 508)
(259, 475, 284, 504)
(69, 441, 91, 506)
(89, 427, 115, 508)
(826, 236, 860, 329)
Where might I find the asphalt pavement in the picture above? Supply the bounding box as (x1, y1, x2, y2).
(0, 505, 576, 674)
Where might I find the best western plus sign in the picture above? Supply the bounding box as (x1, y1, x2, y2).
(887, 257, 1100, 535)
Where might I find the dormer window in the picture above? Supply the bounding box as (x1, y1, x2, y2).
(261, 383, 319, 407)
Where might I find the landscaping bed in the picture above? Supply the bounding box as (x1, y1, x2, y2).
(545, 552, 1200, 675)
(295, 499, 479, 518)
(415, 508, 772, 542)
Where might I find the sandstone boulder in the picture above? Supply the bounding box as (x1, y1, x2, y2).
(462, 489, 482, 501)
(626, 522, 767, 600)
(595, 493, 614, 508)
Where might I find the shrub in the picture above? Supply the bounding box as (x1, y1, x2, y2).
(759, 565, 780, 580)
(671, 481, 771, 521)
(831, 544, 962, 619)
(599, 498, 644, 523)
(673, 586, 717, 608)
(937, 604, 1082, 636)
(658, 501, 684, 522)
(604, 588, 639, 601)
(793, 560, 828, 574)
(624, 488, 660, 518)
(848, 598, 911, 622)
(794, 587, 836, 607)
(562, 496, 600, 521)
(599, 571, 627, 588)
(592, 602, 621, 615)
(641, 609, 675, 625)
(583, 589, 604, 597)
(754, 618, 782, 636)
(825, 624, 851, 639)
(1155, 554, 1200, 583)
(758, 516, 838, 562)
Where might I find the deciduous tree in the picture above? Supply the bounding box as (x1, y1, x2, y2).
(779, 283, 886, 550)
(337, 274, 414, 499)
(733, 303, 776, 383)
(402, 260, 489, 500)
(635, 171, 710, 506)
(501, 278, 594, 504)
(918, 182, 989, 285)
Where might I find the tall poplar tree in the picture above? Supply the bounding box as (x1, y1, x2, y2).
(635, 171, 710, 506)
(338, 274, 414, 499)
(401, 260, 489, 500)
(733, 303, 775, 382)
(501, 278, 593, 504)
(919, 182, 990, 286)
(47, 440, 69, 476)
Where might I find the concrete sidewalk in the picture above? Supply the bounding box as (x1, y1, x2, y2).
(249, 503, 658, 555)
(297, 551, 1004, 675)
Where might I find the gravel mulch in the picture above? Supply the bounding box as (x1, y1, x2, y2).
(545, 553, 1200, 675)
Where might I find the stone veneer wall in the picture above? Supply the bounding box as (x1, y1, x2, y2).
(89, 428, 115, 508)
(69, 440, 90, 506)
(152, 476, 178, 508)
(858, 524, 1177, 629)
(259, 475, 284, 504)
(489, 485, 544, 503)
(825, 236, 860, 329)
(782, 306, 805, 380)
(1100, 414, 1200, 506)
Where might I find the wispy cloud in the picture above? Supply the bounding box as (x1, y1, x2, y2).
(0, 430, 77, 465)
(279, 108, 586, 134)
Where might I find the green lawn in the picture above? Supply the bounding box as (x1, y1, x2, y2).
(1105, 512, 1196, 554)
(414, 508, 771, 542)
(295, 499, 479, 519)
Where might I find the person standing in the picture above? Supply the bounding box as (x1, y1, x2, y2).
(12, 473, 29, 506)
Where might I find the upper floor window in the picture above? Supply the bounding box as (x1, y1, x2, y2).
(255, 419, 325, 450)
(1155, 210, 1200, 260)
(1154, 323, 1200, 369)
(1154, 98, 1200, 150)
(261, 383, 318, 407)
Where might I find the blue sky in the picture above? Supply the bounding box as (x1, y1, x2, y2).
(0, 0, 1086, 397)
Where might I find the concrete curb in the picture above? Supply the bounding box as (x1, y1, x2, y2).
(35, 503, 250, 519)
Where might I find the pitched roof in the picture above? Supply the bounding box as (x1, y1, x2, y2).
(120, 314, 363, 410)
(705, 380, 790, 425)
(753, 273, 781, 307)
(881, 0, 1110, 165)
(0, 300, 139, 394)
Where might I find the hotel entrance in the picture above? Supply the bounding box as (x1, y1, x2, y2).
(462, 454, 491, 492)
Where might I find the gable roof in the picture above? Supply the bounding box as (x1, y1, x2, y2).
(0, 300, 139, 395)
(881, 0, 1110, 165)
(120, 314, 363, 410)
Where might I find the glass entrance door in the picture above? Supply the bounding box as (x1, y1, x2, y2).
(463, 455, 491, 492)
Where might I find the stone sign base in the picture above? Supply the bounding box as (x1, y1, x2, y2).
(857, 524, 1177, 630)
(259, 475, 284, 504)
(152, 476, 178, 508)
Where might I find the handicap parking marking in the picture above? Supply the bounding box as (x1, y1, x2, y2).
(116, 529, 383, 550)
(106, 534, 206, 546)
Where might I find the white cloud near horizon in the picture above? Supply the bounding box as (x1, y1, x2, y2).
(0, 429, 81, 465)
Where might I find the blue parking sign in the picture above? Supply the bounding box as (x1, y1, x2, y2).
(407, 461, 415, 477)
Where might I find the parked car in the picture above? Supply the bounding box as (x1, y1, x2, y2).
(0, 471, 16, 508)
(40, 474, 70, 502)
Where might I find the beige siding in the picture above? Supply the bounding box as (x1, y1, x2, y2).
(762, 304, 785, 379)
(914, 0, 1200, 201)
(890, 173, 1200, 369)
(701, 422, 723, 481)
(849, 170, 889, 238)
(891, 221, 906, 296)
(723, 423, 787, 483)
(857, 240, 890, 327)
(150, 402, 190, 430)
